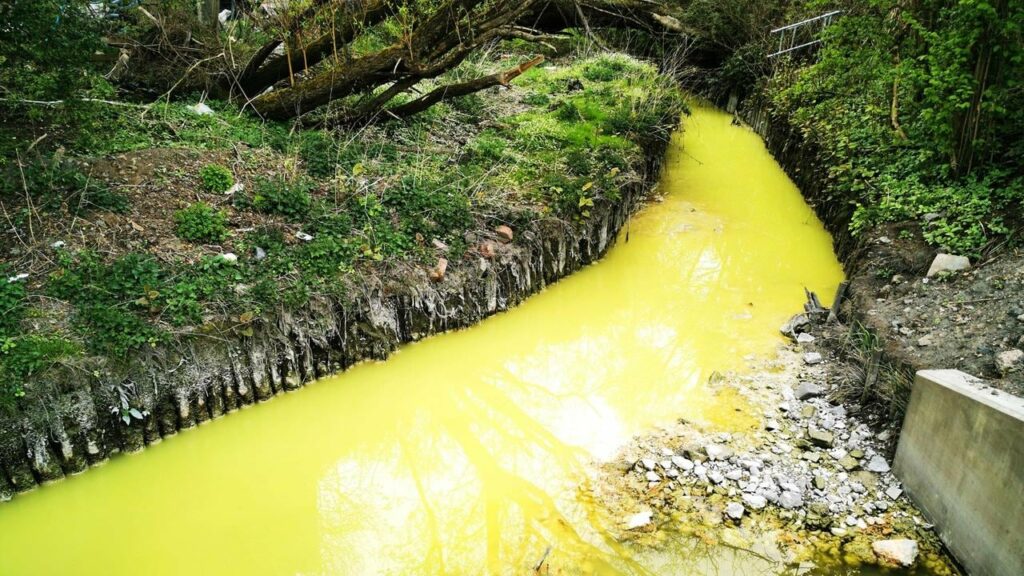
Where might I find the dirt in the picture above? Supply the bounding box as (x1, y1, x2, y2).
(842, 224, 1024, 397)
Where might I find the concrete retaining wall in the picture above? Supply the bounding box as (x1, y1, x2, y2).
(894, 370, 1024, 576)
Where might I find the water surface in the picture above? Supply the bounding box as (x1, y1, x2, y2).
(0, 106, 845, 575)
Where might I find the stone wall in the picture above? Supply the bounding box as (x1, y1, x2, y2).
(894, 370, 1024, 576)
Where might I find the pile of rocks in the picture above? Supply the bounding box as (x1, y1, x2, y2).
(599, 315, 954, 571)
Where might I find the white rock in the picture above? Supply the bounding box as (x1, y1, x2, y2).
(885, 486, 903, 500)
(742, 494, 767, 510)
(917, 334, 934, 347)
(645, 471, 661, 482)
(866, 455, 891, 473)
(725, 502, 745, 520)
(190, 102, 215, 115)
(225, 182, 244, 195)
(794, 382, 824, 400)
(220, 252, 238, 263)
(995, 349, 1024, 376)
(295, 231, 314, 242)
(872, 539, 919, 567)
(709, 472, 726, 485)
(797, 333, 816, 344)
(671, 456, 693, 471)
(705, 444, 734, 461)
(926, 253, 970, 277)
(640, 458, 656, 471)
(625, 510, 652, 529)
(6, 273, 28, 283)
(803, 352, 823, 365)
(51, 240, 66, 249)
(779, 491, 803, 509)
(659, 459, 673, 470)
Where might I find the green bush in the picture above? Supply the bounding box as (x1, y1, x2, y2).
(299, 131, 338, 178)
(252, 177, 313, 219)
(199, 164, 235, 194)
(174, 202, 229, 243)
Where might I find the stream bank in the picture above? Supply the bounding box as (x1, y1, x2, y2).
(739, 97, 1024, 413)
(0, 53, 684, 500)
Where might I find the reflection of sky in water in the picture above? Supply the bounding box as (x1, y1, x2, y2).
(0, 107, 846, 576)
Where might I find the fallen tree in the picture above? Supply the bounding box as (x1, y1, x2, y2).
(216, 0, 688, 121)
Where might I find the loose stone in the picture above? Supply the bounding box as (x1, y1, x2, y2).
(742, 494, 767, 510)
(795, 382, 824, 400)
(872, 539, 919, 567)
(803, 352, 823, 365)
(626, 510, 652, 529)
(866, 455, 891, 473)
(725, 502, 745, 520)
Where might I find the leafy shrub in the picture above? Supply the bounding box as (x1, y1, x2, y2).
(175, 202, 228, 243)
(299, 131, 338, 177)
(252, 177, 313, 219)
(1, 158, 129, 215)
(199, 164, 234, 193)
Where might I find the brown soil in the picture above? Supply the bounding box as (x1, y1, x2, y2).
(842, 224, 1024, 397)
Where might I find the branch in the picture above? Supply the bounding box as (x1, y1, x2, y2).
(385, 55, 544, 119)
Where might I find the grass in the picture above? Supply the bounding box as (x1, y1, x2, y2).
(0, 49, 684, 406)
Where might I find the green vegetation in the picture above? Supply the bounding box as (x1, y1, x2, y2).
(199, 164, 235, 194)
(175, 202, 229, 243)
(0, 52, 683, 405)
(764, 0, 1023, 256)
(251, 177, 313, 219)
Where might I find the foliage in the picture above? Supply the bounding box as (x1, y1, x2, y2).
(0, 51, 683, 402)
(767, 0, 1024, 255)
(47, 251, 167, 356)
(199, 164, 235, 194)
(175, 202, 229, 243)
(0, 157, 130, 216)
(252, 177, 313, 219)
(0, 1, 104, 100)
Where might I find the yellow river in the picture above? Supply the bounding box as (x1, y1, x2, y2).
(0, 106, 844, 575)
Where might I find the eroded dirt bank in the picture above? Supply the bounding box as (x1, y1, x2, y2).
(741, 98, 1024, 408)
(0, 141, 669, 500)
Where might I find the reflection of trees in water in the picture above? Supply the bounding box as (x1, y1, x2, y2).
(602, 531, 801, 576)
(309, 372, 657, 575)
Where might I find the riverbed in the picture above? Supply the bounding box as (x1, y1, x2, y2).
(0, 106, 846, 575)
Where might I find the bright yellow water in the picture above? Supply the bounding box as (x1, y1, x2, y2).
(0, 106, 844, 575)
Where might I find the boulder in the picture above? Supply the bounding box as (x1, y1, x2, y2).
(705, 443, 734, 461)
(926, 253, 970, 277)
(779, 490, 803, 509)
(429, 258, 448, 282)
(780, 314, 810, 338)
(872, 539, 919, 567)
